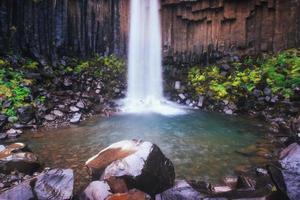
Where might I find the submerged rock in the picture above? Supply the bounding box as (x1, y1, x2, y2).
(0, 152, 40, 174)
(0, 143, 41, 174)
(155, 180, 204, 200)
(85, 140, 175, 196)
(34, 168, 74, 200)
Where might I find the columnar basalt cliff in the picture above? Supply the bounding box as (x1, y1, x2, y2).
(0, 0, 129, 63)
(0, 0, 299, 64)
(161, 0, 300, 64)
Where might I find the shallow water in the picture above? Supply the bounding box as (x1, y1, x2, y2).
(19, 111, 272, 191)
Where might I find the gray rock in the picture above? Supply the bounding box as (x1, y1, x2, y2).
(114, 88, 121, 93)
(0, 180, 34, 200)
(265, 96, 271, 102)
(279, 143, 300, 200)
(155, 180, 204, 200)
(6, 128, 22, 138)
(224, 108, 233, 115)
(76, 101, 85, 109)
(174, 81, 181, 90)
(44, 114, 56, 121)
(82, 181, 112, 200)
(264, 87, 272, 96)
(63, 78, 72, 87)
(179, 94, 186, 100)
(186, 99, 191, 105)
(0, 168, 74, 200)
(271, 96, 279, 103)
(34, 168, 74, 200)
(53, 110, 64, 117)
(70, 113, 81, 124)
(70, 106, 80, 112)
(0, 145, 5, 151)
(86, 140, 175, 196)
(253, 89, 262, 97)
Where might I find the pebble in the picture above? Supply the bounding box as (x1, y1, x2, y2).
(44, 114, 56, 121)
(53, 110, 64, 117)
(76, 101, 85, 109)
(70, 106, 80, 112)
(70, 113, 81, 124)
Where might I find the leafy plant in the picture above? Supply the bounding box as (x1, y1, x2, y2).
(187, 49, 300, 103)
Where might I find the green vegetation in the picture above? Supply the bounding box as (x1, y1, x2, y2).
(63, 55, 125, 81)
(188, 49, 300, 102)
(0, 60, 34, 117)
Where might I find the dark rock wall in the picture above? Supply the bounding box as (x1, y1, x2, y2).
(161, 0, 300, 64)
(0, 0, 299, 64)
(0, 0, 129, 63)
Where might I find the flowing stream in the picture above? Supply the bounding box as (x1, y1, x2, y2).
(123, 0, 184, 115)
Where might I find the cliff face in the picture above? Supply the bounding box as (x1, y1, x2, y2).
(0, 0, 129, 63)
(161, 0, 300, 63)
(0, 0, 299, 64)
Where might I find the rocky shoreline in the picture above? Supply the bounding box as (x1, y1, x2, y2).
(0, 55, 126, 140)
(0, 140, 299, 199)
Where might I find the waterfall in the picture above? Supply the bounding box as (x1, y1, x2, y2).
(123, 0, 184, 115)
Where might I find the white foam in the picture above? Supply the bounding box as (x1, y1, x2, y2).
(120, 97, 186, 116)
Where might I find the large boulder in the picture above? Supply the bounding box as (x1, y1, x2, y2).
(155, 180, 204, 200)
(0, 180, 34, 200)
(0, 168, 74, 200)
(279, 143, 300, 200)
(0, 143, 41, 174)
(34, 168, 74, 200)
(85, 140, 175, 196)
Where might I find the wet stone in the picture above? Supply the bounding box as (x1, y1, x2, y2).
(82, 181, 112, 200)
(44, 114, 56, 121)
(85, 140, 175, 196)
(70, 106, 80, 112)
(53, 110, 64, 117)
(70, 113, 81, 124)
(34, 168, 74, 200)
(155, 180, 204, 200)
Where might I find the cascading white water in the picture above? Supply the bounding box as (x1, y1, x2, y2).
(123, 0, 184, 115)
